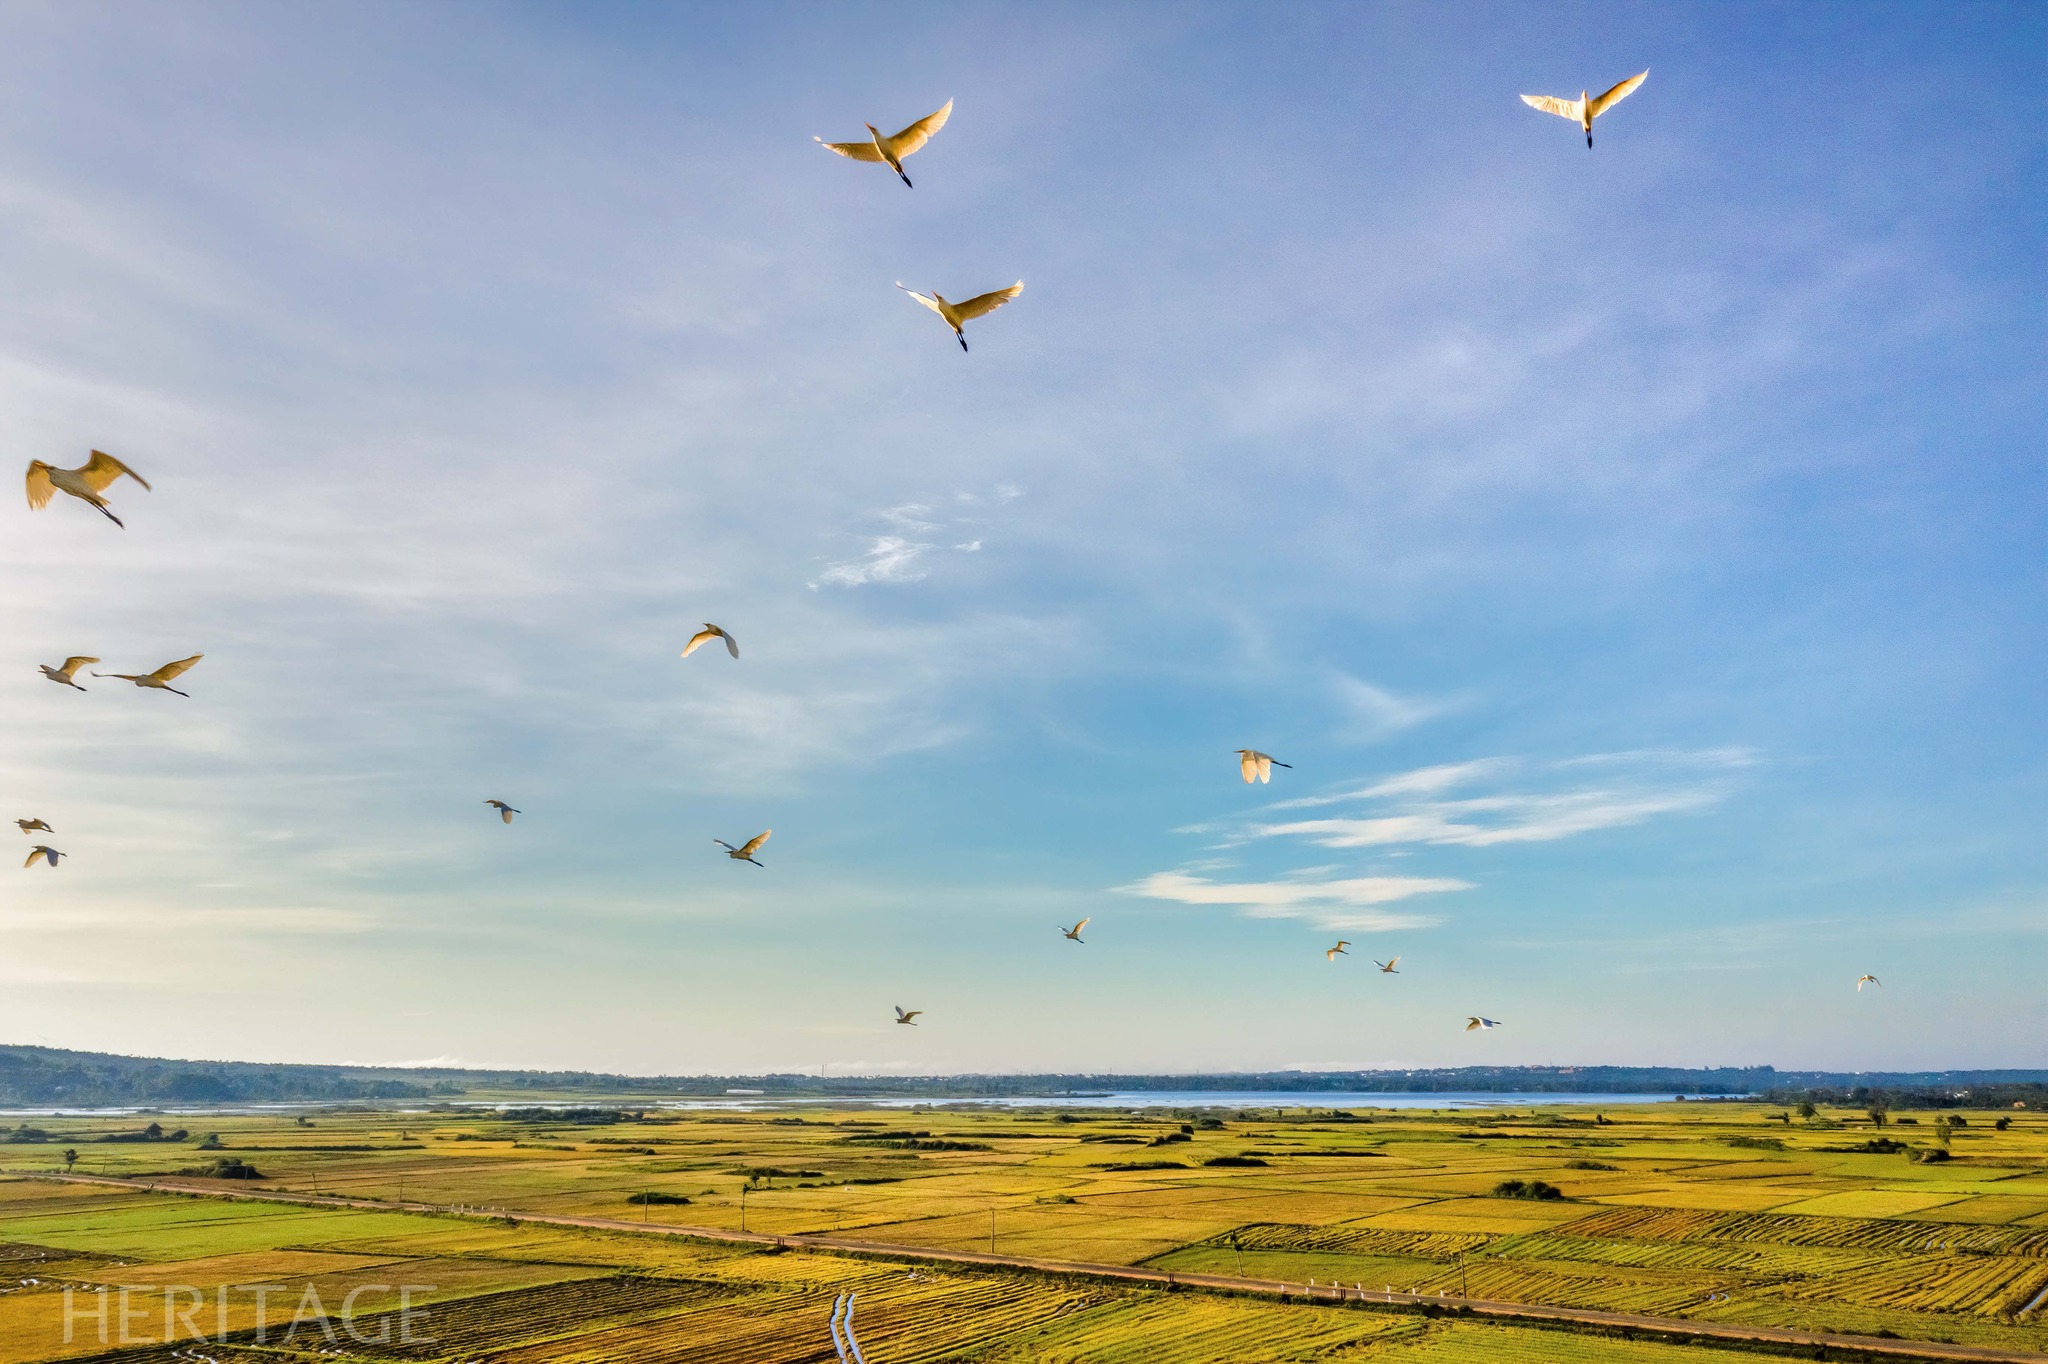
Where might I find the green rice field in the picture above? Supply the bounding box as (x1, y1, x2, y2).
(1, 1098, 2044, 1360)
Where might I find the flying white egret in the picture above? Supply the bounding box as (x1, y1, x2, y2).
(24, 451, 150, 527)
(1375, 957, 1400, 974)
(485, 800, 520, 824)
(1061, 918, 1090, 943)
(683, 624, 739, 659)
(896, 281, 1023, 352)
(1857, 975, 1881, 991)
(1521, 71, 1647, 148)
(94, 655, 202, 697)
(715, 831, 771, 866)
(1236, 750, 1291, 784)
(24, 846, 63, 869)
(815, 100, 953, 188)
(15, 819, 53, 836)
(39, 657, 98, 691)
(1465, 1017, 1503, 1031)
(894, 1006, 921, 1026)
(1326, 941, 1351, 961)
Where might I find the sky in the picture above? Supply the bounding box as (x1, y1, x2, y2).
(0, 1, 2042, 1078)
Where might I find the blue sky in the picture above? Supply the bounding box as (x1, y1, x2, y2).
(1, 1, 2041, 1076)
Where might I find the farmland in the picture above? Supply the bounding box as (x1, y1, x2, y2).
(2, 1098, 2046, 1360)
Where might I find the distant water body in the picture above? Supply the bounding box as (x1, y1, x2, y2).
(2, 1090, 1706, 1118)
(773, 1090, 1693, 1112)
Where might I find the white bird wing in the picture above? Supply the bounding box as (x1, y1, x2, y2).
(737, 830, 771, 858)
(949, 282, 1023, 321)
(1256, 754, 1273, 783)
(60, 657, 100, 673)
(1589, 70, 1647, 117)
(1466, 1017, 1483, 1030)
(501, 807, 515, 823)
(1239, 751, 1258, 783)
(1520, 93, 1583, 120)
(24, 463, 54, 510)
(721, 630, 739, 658)
(150, 654, 203, 682)
(884, 99, 952, 156)
(815, 137, 886, 162)
(1387, 956, 1400, 970)
(896, 284, 947, 318)
(683, 626, 731, 658)
(1073, 917, 1090, 934)
(79, 451, 150, 493)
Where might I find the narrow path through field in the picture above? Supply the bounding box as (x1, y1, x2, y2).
(16, 1172, 2044, 1364)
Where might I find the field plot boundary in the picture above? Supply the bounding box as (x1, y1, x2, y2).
(11, 1172, 2045, 1364)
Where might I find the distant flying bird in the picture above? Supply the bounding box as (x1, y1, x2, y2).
(715, 831, 771, 866)
(485, 800, 520, 824)
(1236, 750, 1291, 784)
(1466, 1016, 1503, 1031)
(1857, 975, 1881, 991)
(1375, 957, 1400, 974)
(815, 99, 953, 188)
(25, 451, 151, 528)
(94, 655, 202, 697)
(39, 657, 99, 691)
(1521, 71, 1647, 148)
(894, 1006, 922, 1026)
(15, 819, 53, 836)
(683, 624, 739, 660)
(1326, 941, 1351, 961)
(23, 846, 63, 869)
(1061, 918, 1090, 943)
(896, 281, 1023, 352)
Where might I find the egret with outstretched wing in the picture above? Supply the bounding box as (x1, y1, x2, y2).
(1237, 750, 1291, 784)
(897, 281, 1023, 352)
(1376, 957, 1400, 974)
(1857, 975, 1881, 991)
(1061, 918, 1089, 943)
(683, 624, 739, 659)
(1326, 940, 1351, 961)
(816, 100, 953, 188)
(25, 451, 150, 527)
(1466, 1016, 1503, 1031)
(485, 800, 520, 824)
(894, 1006, 921, 1026)
(95, 655, 202, 697)
(24, 846, 63, 869)
(715, 831, 771, 866)
(39, 657, 99, 691)
(1521, 71, 1647, 147)
(15, 819, 53, 836)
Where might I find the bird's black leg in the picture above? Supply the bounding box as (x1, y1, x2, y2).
(899, 170, 913, 188)
(167, 687, 189, 697)
(95, 504, 124, 527)
(957, 333, 968, 353)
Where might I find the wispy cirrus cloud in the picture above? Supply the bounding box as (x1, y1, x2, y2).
(810, 491, 1016, 589)
(1119, 869, 1467, 932)
(1249, 750, 1750, 850)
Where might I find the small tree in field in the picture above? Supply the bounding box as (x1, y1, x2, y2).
(1868, 1107, 1888, 1127)
(62, 1149, 77, 1172)
(1797, 1101, 1818, 1120)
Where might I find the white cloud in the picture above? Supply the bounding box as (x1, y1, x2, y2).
(1120, 870, 1466, 931)
(813, 535, 933, 587)
(1329, 674, 1460, 742)
(1248, 751, 1740, 849)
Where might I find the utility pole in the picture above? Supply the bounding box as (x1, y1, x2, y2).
(740, 1183, 747, 1233)
(988, 1207, 995, 1255)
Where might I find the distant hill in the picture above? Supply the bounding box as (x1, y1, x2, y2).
(3, 1045, 2043, 1108)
